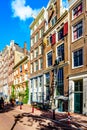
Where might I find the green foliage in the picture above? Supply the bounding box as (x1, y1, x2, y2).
(10, 85, 15, 99)
(23, 81, 29, 104)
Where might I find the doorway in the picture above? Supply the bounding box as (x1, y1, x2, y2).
(74, 80, 83, 114)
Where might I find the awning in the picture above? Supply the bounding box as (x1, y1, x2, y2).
(55, 95, 68, 101)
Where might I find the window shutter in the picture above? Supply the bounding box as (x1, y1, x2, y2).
(52, 33, 56, 45)
(63, 22, 68, 36)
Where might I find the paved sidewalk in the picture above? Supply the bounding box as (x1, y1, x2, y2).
(15, 104, 87, 130)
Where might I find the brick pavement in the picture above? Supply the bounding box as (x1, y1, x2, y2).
(15, 104, 87, 130)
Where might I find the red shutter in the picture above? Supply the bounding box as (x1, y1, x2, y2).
(64, 22, 68, 36)
(52, 33, 56, 45)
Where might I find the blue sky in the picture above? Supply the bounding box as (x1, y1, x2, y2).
(0, 0, 68, 51)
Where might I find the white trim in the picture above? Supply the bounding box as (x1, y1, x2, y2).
(72, 48, 83, 69)
(69, 0, 78, 8)
(72, 19, 83, 42)
(69, 74, 87, 80)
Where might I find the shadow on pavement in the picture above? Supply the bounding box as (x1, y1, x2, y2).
(39, 110, 87, 130)
(0, 103, 16, 113)
(10, 112, 77, 130)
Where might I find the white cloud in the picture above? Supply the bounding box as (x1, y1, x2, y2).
(11, 0, 40, 21)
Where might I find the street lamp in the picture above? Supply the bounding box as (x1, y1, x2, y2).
(51, 56, 61, 119)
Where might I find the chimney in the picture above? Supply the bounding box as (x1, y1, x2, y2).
(24, 42, 27, 55)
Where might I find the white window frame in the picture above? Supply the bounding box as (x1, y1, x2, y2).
(72, 48, 83, 69)
(72, 2, 83, 20)
(72, 20, 83, 42)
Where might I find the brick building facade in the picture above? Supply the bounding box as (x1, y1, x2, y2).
(68, 0, 87, 114)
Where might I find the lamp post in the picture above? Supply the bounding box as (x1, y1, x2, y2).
(51, 57, 60, 120)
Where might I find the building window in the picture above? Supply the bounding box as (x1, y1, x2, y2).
(35, 78, 38, 87)
(57, 43, 64, 61)
(36, 48, 38, 57)
(58, 27, 64, 40)
(73, 48, 83, 67)
(45, 73, 50, 100)
(20, 66, 22, 72)
(31, 37, 34, 47)
(72, 21, 83, 41)
(39, 76, 43, 87)
(39, 45, 43, 55)
(45, 73, 50, 86)
(31, 52, 33, 60)
(35, 61, 38, 71)
(57, 68, 64, 95)
(51, 16, 57, 26)
(47, 51, 52, 67)
(40, 28, 44, 38)
(73, 3, 82, 19)
(31, 79, 33, 88)
(74, 80, 83, 92)
(49, 35, 52, 44)
(39, 58, 43, 70)
(38, 92, 42, 102)
(35, 22, 39, 30)
(35, 33, 39, 43)
(31, 64, 33, 73)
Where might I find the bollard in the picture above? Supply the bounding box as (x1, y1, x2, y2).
(53, 109, 55, 120)
(67, 112, 71, 125)
(20, 104, 22, 110)
(20, 102, 23, 110)
(32, 105, 34, 113)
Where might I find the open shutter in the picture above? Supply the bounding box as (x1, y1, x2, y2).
(63, 22, 68, 36)
(52, 33, 56, 45)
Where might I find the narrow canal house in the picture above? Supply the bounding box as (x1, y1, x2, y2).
(68, 0, 87, 114)
(13, 50, 30, 103)
(29, 7, 46, 103)
(43, 0, 69, 112)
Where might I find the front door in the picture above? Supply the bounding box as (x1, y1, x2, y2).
(74, 80, 83, 114)
(74, 93, 83, 114)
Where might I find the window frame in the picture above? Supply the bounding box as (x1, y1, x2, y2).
(20, 65, 22, 73)
(56, 43, 64, 62)
(72, 20, 83, 42)
(72, 2, 83, 20)
(72, 48, 83, 68)
(46, 51, 52, 67)
(57, 27, 64, 41)
(57, 67, 64, 95)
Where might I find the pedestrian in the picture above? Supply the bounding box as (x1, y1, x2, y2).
(15, 98, 19, 105)
(0, 97, 4, 109)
